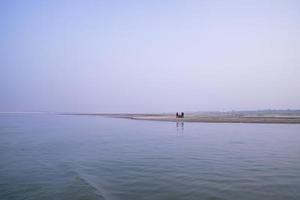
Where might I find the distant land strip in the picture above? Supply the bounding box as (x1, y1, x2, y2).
(59, 112, 300, 124)
(1, 111, 300, 124)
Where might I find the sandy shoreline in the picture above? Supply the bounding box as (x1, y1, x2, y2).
(62, 113, 300, 124)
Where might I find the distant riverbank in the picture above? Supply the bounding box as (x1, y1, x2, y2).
(61, 113, 300, 124)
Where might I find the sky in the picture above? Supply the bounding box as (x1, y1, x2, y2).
(0, 0, 300, 113)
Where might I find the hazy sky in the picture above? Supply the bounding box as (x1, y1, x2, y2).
(1, 0, 300, 113)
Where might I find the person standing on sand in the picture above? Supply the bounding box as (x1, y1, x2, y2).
(181, 112, 184, 118)
(176, 112, 179, 118)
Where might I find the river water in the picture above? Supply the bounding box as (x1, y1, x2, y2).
(0, 114, 300, 200)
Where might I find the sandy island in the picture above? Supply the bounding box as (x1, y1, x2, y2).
(62, 113, 300, 124)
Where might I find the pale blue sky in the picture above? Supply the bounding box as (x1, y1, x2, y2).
(1, 0, 300, 113)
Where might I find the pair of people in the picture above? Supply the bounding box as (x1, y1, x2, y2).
(176, 112, 184, 118)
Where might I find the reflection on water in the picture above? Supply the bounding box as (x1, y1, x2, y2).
(1, 114, 300, 200)
(176, 122, 184, 133)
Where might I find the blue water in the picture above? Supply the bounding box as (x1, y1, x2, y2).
(0, 114, 300, 200)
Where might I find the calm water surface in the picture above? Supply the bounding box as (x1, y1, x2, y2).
(0, 114, 300, 200)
